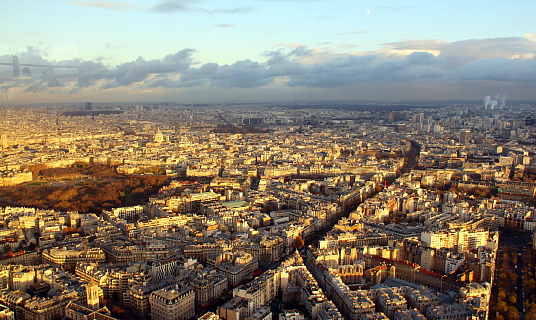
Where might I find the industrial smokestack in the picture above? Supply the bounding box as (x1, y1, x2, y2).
(499, 95, 507, 109)
(483, 96, 491, 110)
(490, 100, 498, 110)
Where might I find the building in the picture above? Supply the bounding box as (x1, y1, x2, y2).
(420, 229, 490, 253)
(64, 301, 119, 320)
(198, 312, 221, 320)
(425, 303, 473, 320)
(393, 308, 426, 320)
(149, 285, 195, 320)
(41, 247, 106, 268)
(459, 130, 470, 144)
(190, 269, 228, 307)
(207, 251, 258, 287)
(278, 310, 303, 320)
(154, 129, 165, 143)
(218, 297, 252, 320)
(374, 288, 407, 318)
(111, 206, 144, 220)
(0, 304, 14, 320)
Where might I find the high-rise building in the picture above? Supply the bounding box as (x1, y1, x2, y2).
(84, 102, 93, 110)
(459, 130, 470, 144)
(395, 123, 406, 133)
(0, 134, 7, 150)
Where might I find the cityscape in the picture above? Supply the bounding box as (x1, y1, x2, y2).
(2, 0, 536, 319)
(0, 100, 535, 320)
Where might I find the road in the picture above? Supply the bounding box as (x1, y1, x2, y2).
(492, 233, 532, 320)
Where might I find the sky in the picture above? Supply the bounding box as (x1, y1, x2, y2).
(1, 0, 536, 104)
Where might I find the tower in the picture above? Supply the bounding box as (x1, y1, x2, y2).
(459, 129, 470, 144)
(86, 281, 101, 310)
(0, 134, 7, 150)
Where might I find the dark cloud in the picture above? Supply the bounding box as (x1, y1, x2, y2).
(289, 46, 313, 56)
(382, 37, 536, 68)
(24, 82, 48, 93)
(148, 2, 194, 13)
(4, 37, 536, 97)
(78, 60, 110, 88)
(181, 60, 271, 88)
(454, 57, 536, 83)
(148, 0, 252, 14)
(264, 46, 312, 65)
(100, 48, 195, 88)
(145, 77, 206, 88)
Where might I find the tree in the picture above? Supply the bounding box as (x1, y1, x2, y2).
(58, 188, 78, 201)
(498, 288, 507, 301)
(28, 163, 47, 178)
(111, 305, 125, 316)
(494, 301, 508, 315)
(509, 293, 518, 305)
(507, 307, 520, 320)
(294, 236, 305, 250)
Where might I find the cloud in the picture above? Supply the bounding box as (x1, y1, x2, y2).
(148, 1, 195, 13)
(282, 52, 445, 88)
(167, 60, 272, 88)
(381, 39, 446, 51)
(148, 0, 253, 14)
(216, 24, 236, 28)
(5, 36, 536, 101)
(276, 43, 306, 49)
(453, 57, 536, 83)
(100, 49, 196, 88)
(69, 0, 138, 12)
(523, 33, 536, 42)
(381, 37, 536, 68)
(212, 7, 253, 14)
(105, 42, 129, 49)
